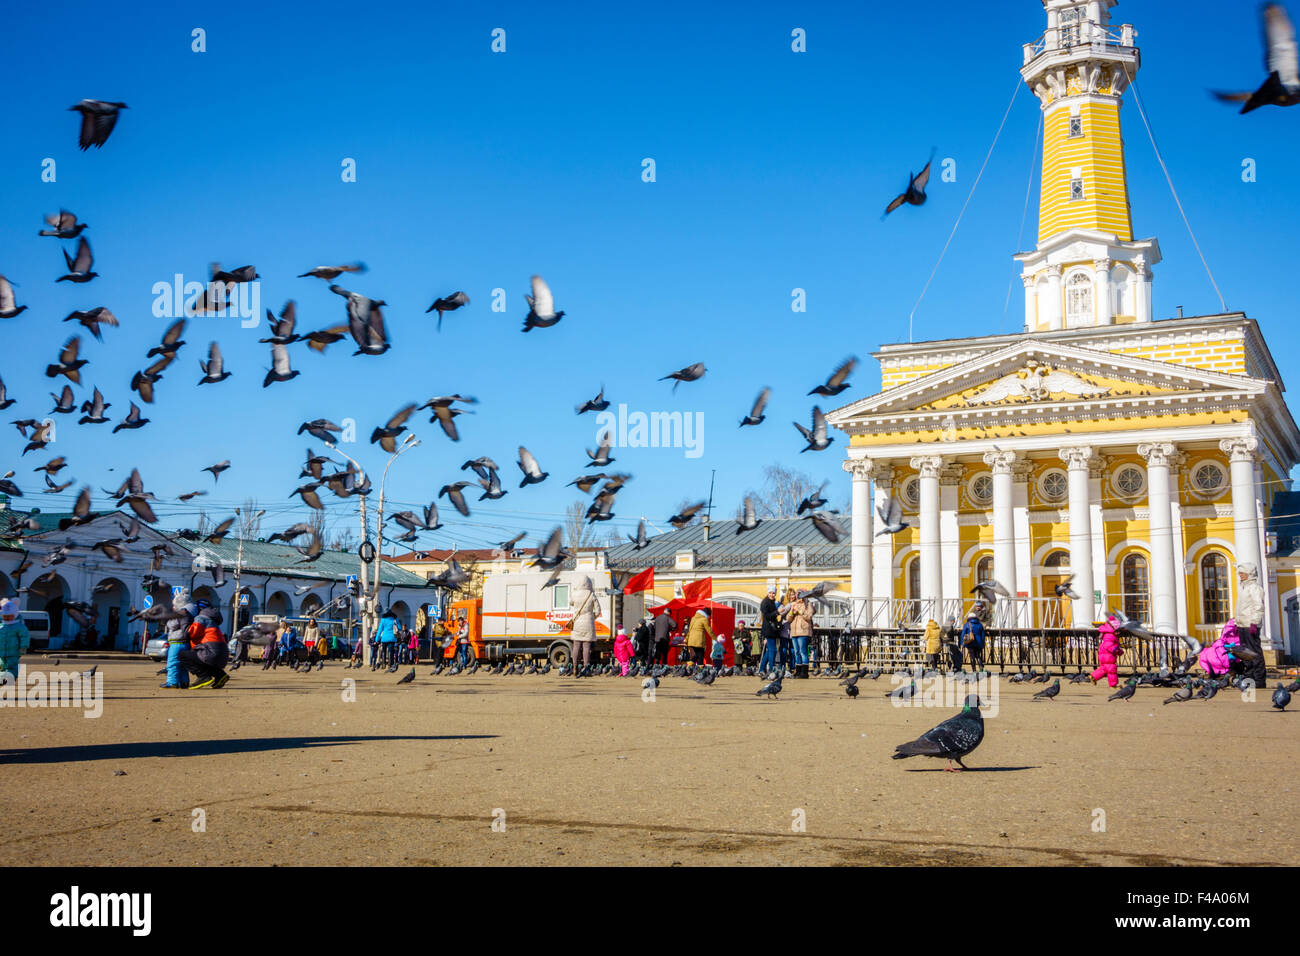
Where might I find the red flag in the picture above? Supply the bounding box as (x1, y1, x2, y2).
(624, 566, 654, 593)
(682, 577, 712, 603)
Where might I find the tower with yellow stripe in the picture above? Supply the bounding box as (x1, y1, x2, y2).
(1015, 0, 1160, 331)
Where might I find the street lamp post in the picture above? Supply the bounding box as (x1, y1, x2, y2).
(325, 434, 420, 667)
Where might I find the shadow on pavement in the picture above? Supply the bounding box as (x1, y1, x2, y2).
(0, 735, 498, 764)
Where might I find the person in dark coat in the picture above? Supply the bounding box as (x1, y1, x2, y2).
(634, 617, 653, 666)
(651, 610, 673, 666)
(758, 587, 780, 672)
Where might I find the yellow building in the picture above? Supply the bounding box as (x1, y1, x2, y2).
(827, 0, 1300, 662)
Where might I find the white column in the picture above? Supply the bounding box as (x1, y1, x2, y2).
(940, 465, 963, 608)
(1134, 256, 1152, 323)
(1060, 446, 1096, 624)
(1221, 434, 1264, 585)
(1168, 453, 1190, 634)
(911, 455, 944, 619)
(870, 464, 895, 621)
(1094, 258, 1111, 325)
(1012, 461, 1034, 622)
(1022, 274, 1037, 331)
(1138, 442, 1179, 633)
(844, 458, 873, 627)
(1045, 266, 1063, 331)
(1088, 455, 1108, 611)
(983, 450, 1019, 602)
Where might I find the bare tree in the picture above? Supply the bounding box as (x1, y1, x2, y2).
(195, 509, 213, 538)
(745, 464, 824, 518)
(565, 500, 597, 550)
(328, 526, 356, 552)
(239, 498, 263, 539)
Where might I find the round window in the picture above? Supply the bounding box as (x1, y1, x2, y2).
(901, 477, 920, 509)
(1192, 462, 1225, 497)
(1040, 469, 1068, 503)
(969, 473, 993, 506)
(1114, 464, 1146, 499)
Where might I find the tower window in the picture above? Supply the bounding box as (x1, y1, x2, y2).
(1065, 272, 1093, 326)
(1069, 115, 1083, 137)
(1070, 177, 1085, 201)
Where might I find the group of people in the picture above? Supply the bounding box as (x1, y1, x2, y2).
(160, 599, 230, 689)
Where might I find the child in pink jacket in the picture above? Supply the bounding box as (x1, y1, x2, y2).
(613, 627, 635, 676)
(1198, 618, 1240, 677)
(1090, 613, 1124, 688)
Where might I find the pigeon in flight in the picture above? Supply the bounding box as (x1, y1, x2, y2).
(203, 461, 231, 482)
(44, 474, 74, 494)
(1033, 678, 1060, 700)
(735, 496, 761, 535)
(628, 519, 649, 550)
(198, 342, 231, 384)
(77, 387, 111, 424)
(50, 386, 76, 415)
(211, 264, 259, 284)
(46, 337, 89, 383)
(178, 490, 206, 502)
(517, 446, 548, 487)
(971, 580, 1012, 604)
(802, 511, 844, 543)
(796, 482, 828, 515)
(439, 481, 473, 517)
(147, 320, 187, 359)
(302, 325, 349, 352)
(461, 456, 500, 480)
(739, 387, 770, 427)
(262, 342, 299, 387)
(883, 151, 934, 217)
(891, 694, 984, 772)
(21, 421, 54, 455)
(529, 526, 571, 570)
(299, 420, 344, 445)
(875, 497, 908, 536)
(586, 492, 617, 524)
(63, 307, 118, 341)
(0, 277, 24, 319)
(576, 387, 609, 415)
(586, 433, 615, 468)
(33, 457, 68, 475)
(57, 237, 97, 283)
(267, 522, 315, 544)
(259, 302, 300, 345)
(659, 363, 706, 392)
(299, 263, 367, 280)
(111, 402, 150, 434)
(522, 275, 564, 331)
(1110, 609, 1154, 643)
(69, 99, 128, 149)
(1054, 574, 1080, 600)
(668, 501, 705, 529)
(330, 285, 390, 355)
(130, 356, 171, 404)
(808, 357, 857, 397)
(371, 404, 417, 452)
(477, 469, 507, 501)
(426, 291, 470, 330)
(1212, 4, 1300, 112)
(40, 210, 89, 239)
(793, 406, 833, 452)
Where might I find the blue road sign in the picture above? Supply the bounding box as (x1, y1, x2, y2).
(346, 574, 358, 588)
(172, 586, 185, 600)
(142, 594, 154, 610)
(430, 604, 443, 621)
(239, 593, 250, 606)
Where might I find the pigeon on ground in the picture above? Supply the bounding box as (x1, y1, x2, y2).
(739, 387, 771, 427)
(1163, 685, 1193, 705)
(1108, 678, 1137, 702)
(70, 100, 127, 149)
(1273, 682, 1292, 712)
(887, 679, 917, 701)
(883, 152, 934, 217)
(397, 668, 415, 685)
(808, 357, 857, 397)
(1033, 679, 1060, 700)
(1212, 4, 1300, 112)
(891, 694, 984, 772)
(844, 683, 860, 698)
(793, 406, 833, 452)
(755, 675, 783, 698)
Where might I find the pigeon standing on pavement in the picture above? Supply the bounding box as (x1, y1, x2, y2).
(1108, 678, 1137, 702)
(1033, 678, 1060, 700)
(1273, 682, 1292, 712)
(397, 668, 415, 685)
(892, 694, 984, 772)
(755, 675, 783, 699)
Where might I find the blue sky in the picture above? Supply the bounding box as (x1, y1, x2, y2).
(1, 0, 1297, 555)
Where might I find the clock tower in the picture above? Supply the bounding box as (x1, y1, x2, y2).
(1015, 0, 1161, 332)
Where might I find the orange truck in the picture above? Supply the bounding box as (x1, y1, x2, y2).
(439, 569, 640, 666)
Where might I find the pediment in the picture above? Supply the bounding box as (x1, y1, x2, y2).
(828, 339, 1269, 423)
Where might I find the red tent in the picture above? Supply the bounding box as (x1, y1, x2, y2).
(650, 599, 735, 666)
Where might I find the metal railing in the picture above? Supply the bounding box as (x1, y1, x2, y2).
(1023, 20, 1137, 64)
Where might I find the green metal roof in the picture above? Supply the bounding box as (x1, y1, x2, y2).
(605, 516, 849, 572)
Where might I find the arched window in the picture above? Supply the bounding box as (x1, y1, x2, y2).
(1044, 549, 1070, 569)
(1122, 553, 1150, 624)
(716, 597, 761, 628)
(975, 555, 993, 585)
(1201, 553, 1231, 625)
(1066, 272, 1093, 326)
(907, 557, 921, 600)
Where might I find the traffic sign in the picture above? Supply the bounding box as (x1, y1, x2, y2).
(346, 574, 358, 588)
(239, 593, 250, 606)
(430, 604, 443, 621)
(142, 594, 154, 610)
(171, 586, 185, 600)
